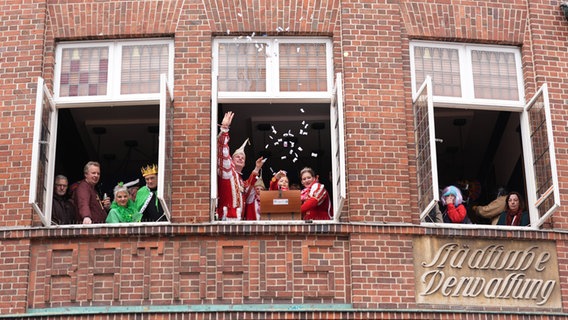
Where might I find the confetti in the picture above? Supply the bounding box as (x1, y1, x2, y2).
(283, 141, 288, 147)
(300, 108, 305, 113)
(297, 47, 301, 53)
(298, 147, 303, 151)
(294, 152, 299, 157)
(299, 129, 304, 135)
(290, 142, 295, 148)
(293, 158, 298, 163)
(281, 156, 287, 160)
(274, 141, 279, 146)
(276, 26, 284, 32)
(226, 30, 231, 35)
(269, 135, 274, 140)
(283, 133, 289, 137)
(289, 149, 293, 155)
(299, 17, 304, 21)
(277, 138, 283, 142)
(238, 13, 242, 17)
(285, 27, 290, 31)
(270, 167, 274, 173)
(311, 153, 318, 158)
(265, 144, 269, 149)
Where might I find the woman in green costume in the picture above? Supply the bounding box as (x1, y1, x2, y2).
(106, 182, 142, 223)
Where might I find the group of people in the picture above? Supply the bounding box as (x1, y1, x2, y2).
(430, 185, 529, 226)
(51, 162, 166, 225)
(216, 111, 332, 221)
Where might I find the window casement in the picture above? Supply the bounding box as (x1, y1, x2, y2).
(211, 36, 345, 222)
(410, 41, 525, 110)
(214, 37, 333, 102)
(54, 39, 174, 105)
(411, 41, 560, 229)
(30, 38, 174, 227)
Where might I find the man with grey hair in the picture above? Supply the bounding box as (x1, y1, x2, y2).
(52, 175, 76, 225)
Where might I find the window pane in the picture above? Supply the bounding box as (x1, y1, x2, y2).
(121, 44, 169, 94)
(413, 82, 436, 215)
(218, 43, 266, 92)
(472, 50, 519, 100)
(59, 47, 109, 97)
(414, 46, 461, 97)
(279, 43, 328, 92)
(527, 92, 554, 219)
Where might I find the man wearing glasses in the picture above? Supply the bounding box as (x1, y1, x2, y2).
(52, 175, 76, 225)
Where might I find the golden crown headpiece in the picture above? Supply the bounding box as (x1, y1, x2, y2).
(141, 164, 158, 177)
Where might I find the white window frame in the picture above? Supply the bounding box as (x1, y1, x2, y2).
(211, 37, 345, 223)
(410, 41, 525, 111)
(212, 37, 334, 103)
(30, 73, 174, 226)
(54, 38, 174, 106)
(411, 42, 560, 229)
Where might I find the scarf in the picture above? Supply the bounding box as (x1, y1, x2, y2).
(110, 200, 142, 222)
(506, 208, 523, 226)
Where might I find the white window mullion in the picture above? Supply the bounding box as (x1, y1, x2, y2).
(461, 47, 475, 100)
(268, 39, 279, 96)
(109, 42, 119, 98)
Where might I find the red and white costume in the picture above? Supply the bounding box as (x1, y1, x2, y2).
(217, 129, 256, 221)
(301, 180, 332, 220)
(243, 179, 262, 221)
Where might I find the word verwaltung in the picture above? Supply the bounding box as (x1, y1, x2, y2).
(419, 243, 555, 305)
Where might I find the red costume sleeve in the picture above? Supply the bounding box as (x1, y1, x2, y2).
(446, 203, 467, 223)
(269, 177, 279, 190)
(301, 198, 319, 219)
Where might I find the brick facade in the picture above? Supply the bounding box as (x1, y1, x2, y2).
(1, 0, 568, 318)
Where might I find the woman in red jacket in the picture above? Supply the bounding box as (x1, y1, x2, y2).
(439, 185, 470, 223)
(300, 167, 332, 220)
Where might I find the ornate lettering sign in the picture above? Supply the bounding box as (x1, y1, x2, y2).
(413, 237, 561, 308)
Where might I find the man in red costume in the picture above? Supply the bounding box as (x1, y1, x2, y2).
(217, 111, 265, 221)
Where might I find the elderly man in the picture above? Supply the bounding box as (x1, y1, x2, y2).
(135, 164, 166, 222)
(73, 161, 111, 224)
(217, 111, 265, 221)
(51, 175, 76, 225)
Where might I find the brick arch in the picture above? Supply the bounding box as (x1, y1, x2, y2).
(400, 2, 527, 44)
(205, 0, 340, 35)
(47, 0, 186, 39)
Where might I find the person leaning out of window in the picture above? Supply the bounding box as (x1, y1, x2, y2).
(52, 174, 76, 225)
(435, 185, 471, 224)
(497, 191, 529, 226)
(300, 167, 332, 220)
(73, 161, 111, 224)
(106, 182, 142, 223)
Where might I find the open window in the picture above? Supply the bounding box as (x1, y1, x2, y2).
(411, 41, 560, 227)
(29, 38, 174, 226)
(211, 37, 345, 222)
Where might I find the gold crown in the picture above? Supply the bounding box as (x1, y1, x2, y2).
(141, 164, 158, 177)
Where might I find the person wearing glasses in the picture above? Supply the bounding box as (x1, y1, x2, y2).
(52, 175, 76, 225)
